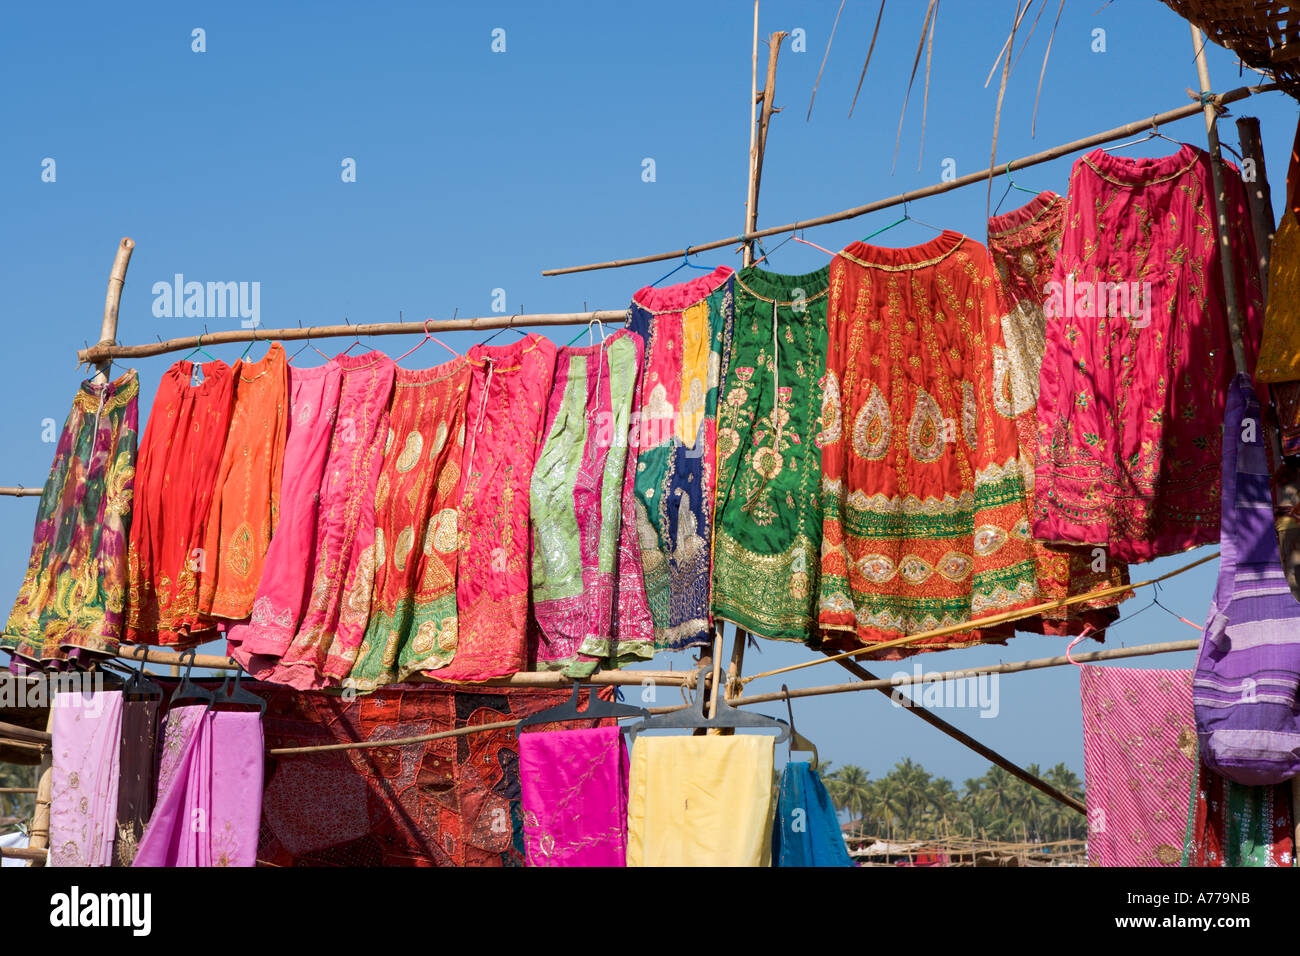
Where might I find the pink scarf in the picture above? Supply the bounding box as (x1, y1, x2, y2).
(519, 726, 629, 866)
(49, 690, 123, 867)
(133, 707, 264, 867)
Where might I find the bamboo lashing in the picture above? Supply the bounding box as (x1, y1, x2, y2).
(78, 311, 628, 366)
(541, 83, 1275, 276)
(740, 550, 1218, 686)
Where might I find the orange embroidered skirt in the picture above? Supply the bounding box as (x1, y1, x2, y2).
(196, 343, 289, 621)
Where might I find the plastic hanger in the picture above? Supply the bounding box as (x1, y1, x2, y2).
(1101, 118, 1181, 153)
(123, 659, 163, 701)
(862, 201, 944, 242)
(792, 231, 834, 256)
(780, 684, 819, 770)
(395, 318, 462, 363)
(168, 648, 215, 709)
(650, 245, 716, 288)
(517, 681, 649, 732)
(994, 162, 1040, 216)
(627, 665, 791, 742)
(212, 667, 267, 715)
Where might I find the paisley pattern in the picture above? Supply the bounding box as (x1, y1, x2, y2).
(3, 371, 139, 666)
(907, 389, 946, 463)
(346, 357, 469, 692)
(852, 384, 891, 461)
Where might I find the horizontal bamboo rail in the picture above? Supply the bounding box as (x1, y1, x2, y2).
(0, 788, 38, 794)
(541, 83, 1277, 276)
(0, 488, 40, 498)
(0, 722, 51, 746)
(0, 847, 46, 862)
(77, 311, 627, 366)
(732, 639, 1201, 708)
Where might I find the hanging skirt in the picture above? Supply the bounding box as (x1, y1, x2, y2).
(439, 334, 556, 683)
(347, 357, 470, 691)
(49, 690, 123, 867)
(1034, 146, 1263, 562)
(530, 330, 649, 675)
(126, 360, 235, 646)
(197, 343, 289, 621)
(627, 266, 735, 652)
(272, 351, 395, 690)
(986, 193, 1130, 636)
(4, 370, 138, 667)
(1183, 759, 1295, 866)
(818, 233, 1038, 657)
(712, 265, 829, 644)
(519, 725, 629, 867)
(227, 361, 344, 676)
(1080, 665, 1195, 867)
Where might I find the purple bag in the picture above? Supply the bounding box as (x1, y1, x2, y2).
(1193, 374, 1300, 785)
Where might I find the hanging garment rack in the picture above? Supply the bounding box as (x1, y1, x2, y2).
(541, 82, 1276, 277)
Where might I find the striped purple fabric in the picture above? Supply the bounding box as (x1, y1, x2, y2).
(1193, 374, 1300, 786)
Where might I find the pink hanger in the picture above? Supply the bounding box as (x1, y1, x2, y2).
(792, 232, 833, 256)
(1065, 625, 1099, 669)
(395, 319, 461, 363)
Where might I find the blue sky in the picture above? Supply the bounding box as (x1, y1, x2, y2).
(1, 0, 1295, 789)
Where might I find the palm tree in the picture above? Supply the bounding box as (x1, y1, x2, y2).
(825, 764, 872, 836)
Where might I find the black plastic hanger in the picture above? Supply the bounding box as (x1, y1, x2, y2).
(627, 665, 790, 742)
(168, 649, 214, 709)
(123, 659, 162, 701)
(212, 667, 266, 715)
(517, 681, 648, 732)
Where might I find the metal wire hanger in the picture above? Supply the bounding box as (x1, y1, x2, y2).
(651, 244, 717, 287)
(862, 200, 945, 242)
(995, 161, 1041, 215)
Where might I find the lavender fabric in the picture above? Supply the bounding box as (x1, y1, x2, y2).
(519, 726, 629, 867)
(133, 707, 263, 867)
(1193, 374, 1300, 785)
(49, 690, 123, 867)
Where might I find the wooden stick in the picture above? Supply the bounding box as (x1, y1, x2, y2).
(25, 707, 54, 866)
(77, 311, 628, 365)
(1191, 26, 1249, 377)
(0, 488, 41, 497)
(1, 847, 47, 862)
(825, 653, 1085, 815)
(746, 31, 787, 266)
(0, 721, 51, 746)
(94, 237, 134, 383)
(541, 83, 1276, 276)
(0, 787, 38, 794)
(732, 639, 1200, 707)
(741, 549, 1216, 685)
(1236, 117, 1276, 289)
(744, 0, 760, 268)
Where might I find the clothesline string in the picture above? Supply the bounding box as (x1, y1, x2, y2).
(541, 82, 1276, 276)
(739, 550, 1219, 686)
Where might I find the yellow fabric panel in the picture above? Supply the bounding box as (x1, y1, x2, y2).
(627, 734, 775, 866)
(678, 300, 710, 446)
(1257, 210, 1300, 383)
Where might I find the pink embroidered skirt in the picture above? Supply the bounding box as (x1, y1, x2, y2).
(438, 334, 556, 682)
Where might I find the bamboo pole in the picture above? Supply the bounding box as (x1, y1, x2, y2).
(541, 83, 1276, 276)
(1191, 26, 1249, 376)
(94, 237, 134, 383)
(1236, 117, 1275, 289)
(1, 847, 48, 862)
(744, 30, 787, 266)
(0, 721, 52, 746)
(732, 639, 1200, 708)
(0, 488, 40, 497)
(25, 707, 53, 867)
(0, 787, 38, 794)
(742, 549, 1214, 685)
(826, 653, 1086, 815)
(77, 311, 628, 366)
(744, 0, 760, 268)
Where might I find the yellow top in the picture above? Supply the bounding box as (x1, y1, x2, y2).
(1256, 210, 1300, 383)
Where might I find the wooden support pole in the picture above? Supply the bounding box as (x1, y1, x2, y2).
(825, 653, 1087, 815)
(1191, 26, 1249, 376)
(744, 30, 787, 266)
(1236, 117, 1275, 289)
(95, 237, 134, 383)
(78, 311, 628, 366)
(25, 707, 53, 867)
(0, 488, 41, 497)
(744, 0, 760, 268)
(542, 83, 1275, 277)
(0, 721, 52, 746)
